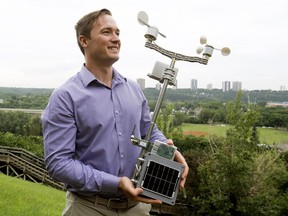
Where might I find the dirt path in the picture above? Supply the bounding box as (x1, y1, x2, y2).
(183, 131, 208, 136)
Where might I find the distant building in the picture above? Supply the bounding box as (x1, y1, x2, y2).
(222, 81, 231, 92)
(0, 98, 3, 103)
(155, 83, 161, 90)
(137, 78, 145, 90)
(280, 85, 286, 91)
(207, 83, 213, 90)
(191, 79, 198, 90)
(232, 81, 242, 91)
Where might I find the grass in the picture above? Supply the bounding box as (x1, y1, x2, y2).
(258, 127, 288, 144)
(0, 174, 65, 216)
(180, 123, 288, 145)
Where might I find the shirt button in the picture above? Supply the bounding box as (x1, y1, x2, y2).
(118, 132, 122, 136)
(120, 154, 124, 158)
(115, 111, 119, 115)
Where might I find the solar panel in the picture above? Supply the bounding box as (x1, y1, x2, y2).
(136, 153, 184, 205)
(142, 160, 179, 198)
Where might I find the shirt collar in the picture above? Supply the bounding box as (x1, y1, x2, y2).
(79, 64, 127, 87)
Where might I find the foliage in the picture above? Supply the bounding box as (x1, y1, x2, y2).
(143, 88, 288, 104)
(0, 132, 43, 157)
(0, 87, 52, 109)
(196, 147, 288, 215)
(179, 92, 288, 215)
(0, 110, 42, 136)
(155, 103, 175, 137)
(225, 91, 261, 147)
(1, 87, 288, 128)
(259, 106, 288, 129)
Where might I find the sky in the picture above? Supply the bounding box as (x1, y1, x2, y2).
(0, 0, 287, 90)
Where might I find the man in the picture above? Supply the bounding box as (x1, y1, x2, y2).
(41, 8, 188, 216)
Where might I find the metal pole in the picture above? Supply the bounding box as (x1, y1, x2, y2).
(132, 58, 177, 183)
(145, 58, 176, 141)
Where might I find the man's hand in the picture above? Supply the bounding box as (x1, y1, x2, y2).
(118, 177, 162, 205)
(167, 139, 189, 189)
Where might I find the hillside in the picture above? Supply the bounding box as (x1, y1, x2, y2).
(0, 174, 65, 216)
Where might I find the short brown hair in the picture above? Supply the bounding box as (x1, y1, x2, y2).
(75, 9, 112, 55)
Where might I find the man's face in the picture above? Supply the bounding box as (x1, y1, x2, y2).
(85, 14, 121, 65)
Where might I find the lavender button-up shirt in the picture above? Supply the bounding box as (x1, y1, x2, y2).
(41, 65, 166, 197)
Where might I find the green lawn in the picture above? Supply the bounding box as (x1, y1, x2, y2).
(181, 123, 288, 144)
(258, 127, 288, 144)
(0, 174, 66, 216)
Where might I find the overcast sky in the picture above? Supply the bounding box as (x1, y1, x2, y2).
(0, 0, 287, 90)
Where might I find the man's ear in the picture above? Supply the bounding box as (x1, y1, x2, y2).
(79, 35, 88, 48)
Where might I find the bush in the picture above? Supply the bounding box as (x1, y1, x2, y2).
(0, 132, 43, 157)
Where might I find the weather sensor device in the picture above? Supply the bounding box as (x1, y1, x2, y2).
(132, 11, 230, 205)
(131, 137, 184, 205)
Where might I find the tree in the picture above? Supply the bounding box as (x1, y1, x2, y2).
(188, 91, 288, 215)
(226, 91, 261, 147)
(0, 111, 42, 136)
(155, 103, 175, 137)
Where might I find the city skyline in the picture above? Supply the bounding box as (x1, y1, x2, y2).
(137, 77, 287, 91)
